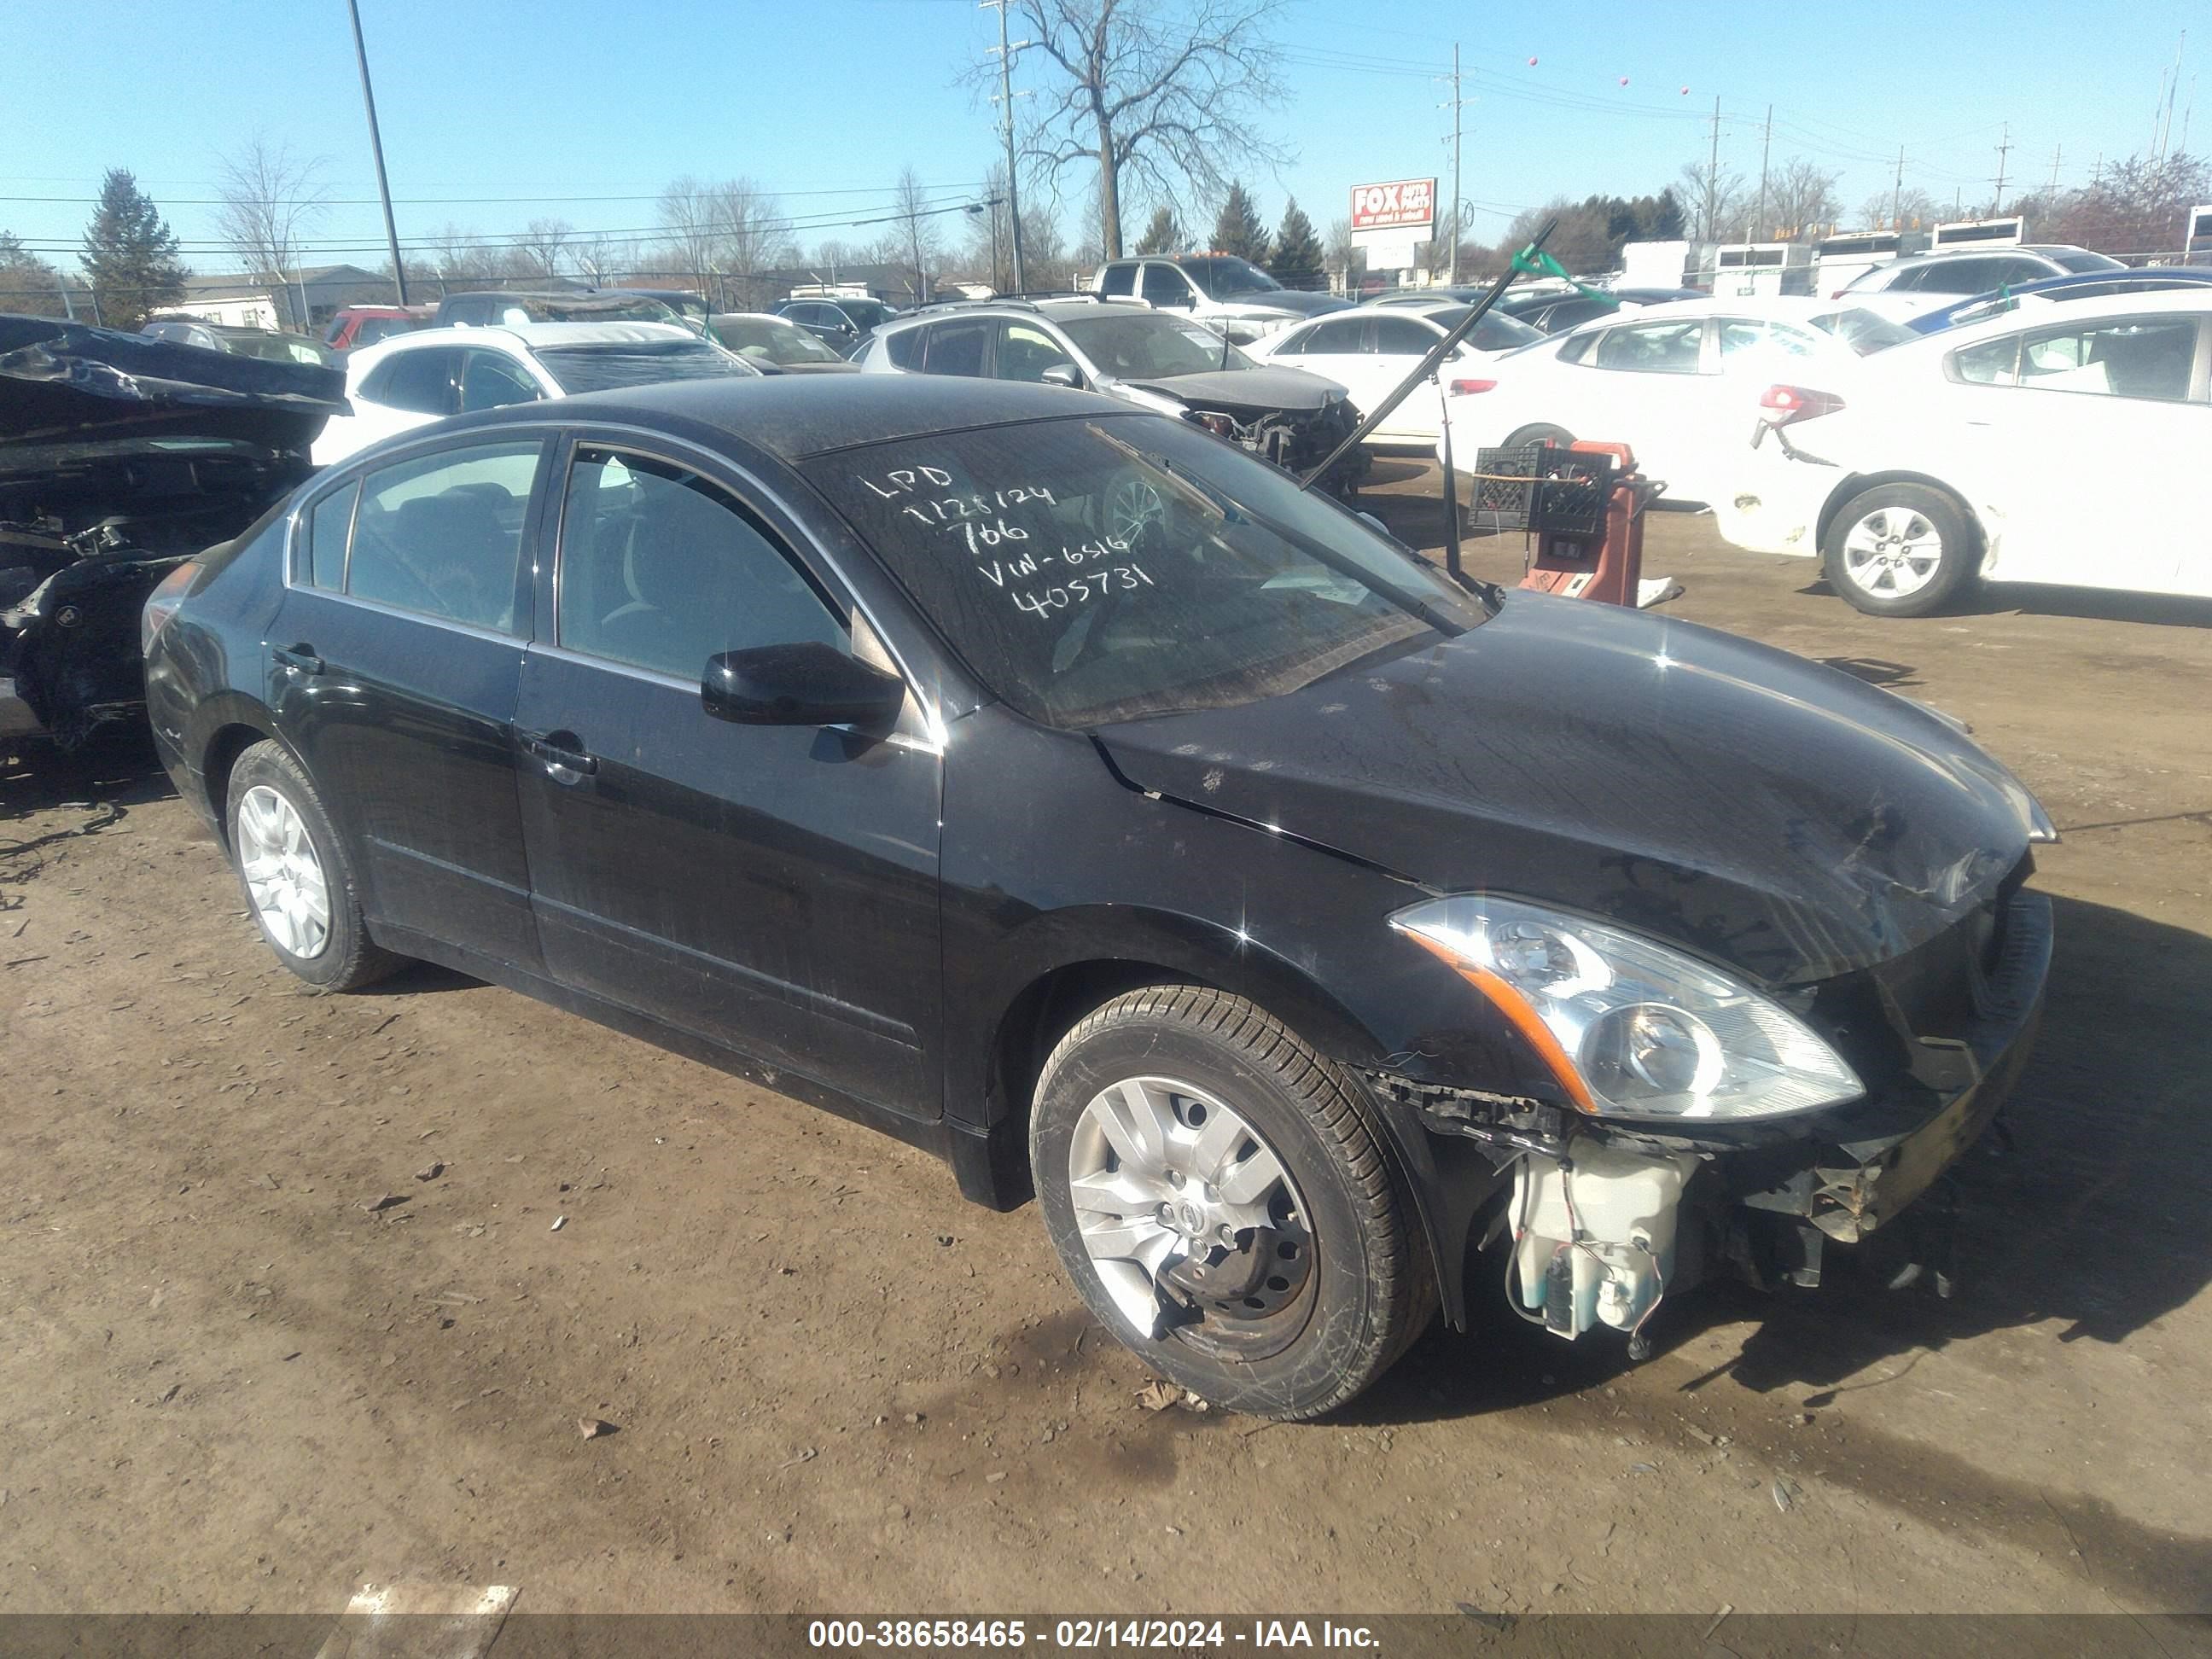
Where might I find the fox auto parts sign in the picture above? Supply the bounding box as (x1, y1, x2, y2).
(1350, 178, 1435, 232)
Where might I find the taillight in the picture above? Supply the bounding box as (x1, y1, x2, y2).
(1759, 385, 1845, 428)
(140, 559, 201, 655)
(1448, 378, 1497, 396)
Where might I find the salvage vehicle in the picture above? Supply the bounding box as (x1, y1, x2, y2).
(1246, 305, 1543, 445)
(855, 298, 1367, 496)
(0, 314, 341, 757)
(706, 311, 864, 373)
(1713, 289, 2212, 614)
(139, 318, 338, 369)
(1090, 253, 1348, 343)
(144, 375, 2054, 1419)
(434, 290, 685, 329)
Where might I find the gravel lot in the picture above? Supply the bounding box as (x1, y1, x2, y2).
(3, 470, 2208, 1617)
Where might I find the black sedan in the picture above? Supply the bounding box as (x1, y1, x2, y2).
(143, 376, 2054, 1418)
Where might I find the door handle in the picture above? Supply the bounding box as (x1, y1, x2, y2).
(521, 730, 598, 778)
(272, 643, 323, 675)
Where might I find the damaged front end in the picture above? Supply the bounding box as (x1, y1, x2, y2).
(0, 316, 342, 754)
(1366, 880, 2052, 1351)
(1182, 397, 1369, 495)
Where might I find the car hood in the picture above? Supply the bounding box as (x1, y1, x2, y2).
(1116, 365, 1346, 414)
(0, 316, 346, 457)
(1091, 592, 2035, 985)
(1214, 288, 1348, 319)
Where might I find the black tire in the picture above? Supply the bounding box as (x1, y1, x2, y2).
(1820, 483, 1978, 618)
(1031, 986, 1435, 1419)
(1502, 422, 1574, 451)
(224, 739, 403, 992)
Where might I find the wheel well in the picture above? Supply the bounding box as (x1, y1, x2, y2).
(1816, 472, 1986, 562)
(198, 723, 274, 850)
(978, 959, 1220, 1203)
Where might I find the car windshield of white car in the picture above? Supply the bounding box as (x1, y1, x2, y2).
(800, 415, 1482, 728)
(531, 341, 757, 393)
(1057, 314, 1252, 378)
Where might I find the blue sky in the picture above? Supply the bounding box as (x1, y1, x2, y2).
(3, 0, 2198, 272)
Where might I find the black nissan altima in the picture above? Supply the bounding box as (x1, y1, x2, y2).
(143, 376, 2054, 1418)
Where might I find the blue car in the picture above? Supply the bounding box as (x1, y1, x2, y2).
(1908, 266, 2212, 333)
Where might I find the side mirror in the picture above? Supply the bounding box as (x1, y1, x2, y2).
(1039, 363, 1080, 388)
(701, 642, 905, 729)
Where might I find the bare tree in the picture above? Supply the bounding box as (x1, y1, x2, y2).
(1763, 160, 1842, 240)
(2043, 150, 2209, 256)
(1323, 216, 1363, 292)
(513, 218, 574, 280)
(212, 136, 331, 324)
(1857, 185, 1940, 230)
(1676, 158, 1746, 243)
(992, 0, 1290, 261)
(571, 232, 620, 287)
(429, 224, 505, 291)
(658, 176, 722, 288)
(870, 167, 945, 304)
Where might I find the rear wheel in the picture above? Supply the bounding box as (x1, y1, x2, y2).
(225, 740, 402, 992)
(1031, 986, 1434, 1419)
(1822, 484, 1977, 616)
(1502, 422, 1574, 451)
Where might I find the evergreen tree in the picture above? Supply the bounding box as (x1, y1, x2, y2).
(81, 169, 186, 330)
(1210, 183, 1270, 264)
(1267, 198, 1324, 289)
(1133, 205, 1180, 254)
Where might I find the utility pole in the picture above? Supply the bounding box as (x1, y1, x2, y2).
(1890, 147, 1906, 228)
(1437, 44, 1473, 285)
(982, 0, 1028, 293)
(1755, 105, 1772, 237)
(2047, 145, 2063, 195)
(1992, 122, 2011, 215)
(1706, 94, 1723, 242)
(345, 0, 408, 306)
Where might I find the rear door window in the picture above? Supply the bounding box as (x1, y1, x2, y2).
(2017, 314, 2200, 400)
(1371, 317, 1438, 357)
(1301, 316, 1371, 354)
(1098, 264, 1137, 298)
(884, 326, 924, 370)
(1922, 259, 2000, 294)
(346, 441, 541, 632)
(922, 319, 991, 376)
(1140, 264, 1194, 309)
(1592, 319, 1704, 373)
(306, 480, 359, 591)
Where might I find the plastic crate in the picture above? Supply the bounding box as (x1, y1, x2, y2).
(1470, 444, 1616, 538)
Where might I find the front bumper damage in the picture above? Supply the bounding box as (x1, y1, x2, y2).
(1185, 400, 1370, 494)
(1365, 888, 2053, 1345)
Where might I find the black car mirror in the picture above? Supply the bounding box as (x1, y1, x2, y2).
(1039, 364, 1080, 388)
(701, 642, 906, 729)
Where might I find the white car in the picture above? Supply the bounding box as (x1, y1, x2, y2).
(314, 323, 760, 465)
(1244, 304, 1544, 444)
(1712, 288, 2211, 615)
(1435, 297, 1915, 507)
(1832, 245, 2122, 322)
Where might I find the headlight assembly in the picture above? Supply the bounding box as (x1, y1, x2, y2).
(1391, 895, 1863, 1122)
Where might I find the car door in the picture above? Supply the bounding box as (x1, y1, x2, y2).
(272, 434, 547, 968)
(513, 436, 942, 1112)
(1140, 263, 1198, 312)
(1272, 314, 1375, 410)
(1945, 311, 2209, 594)
(1368, 314, 1454, 439)
(1577, 317, 1713, 494)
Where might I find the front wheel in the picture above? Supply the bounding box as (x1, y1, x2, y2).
(1821, 484, 1977, 616)
(1031, 987, 1434, 1419)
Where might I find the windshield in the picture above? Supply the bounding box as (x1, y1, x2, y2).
(712, 316, 846, 364)
(502, 295, 681, 325)
(533, 340, 758, 393)
(1810, 307, 1918, 352)
(1180, 257, 1281, 297)
(1427, 306, 1545, 352)
(1058, 312, 1253, 378)
(2053, 250, 2125, 273)
(800, 414, 1484, 728)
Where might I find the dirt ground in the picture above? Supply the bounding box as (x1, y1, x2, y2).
(3, 471, 2209, 1620)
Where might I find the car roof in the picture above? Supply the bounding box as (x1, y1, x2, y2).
(877, 299, 1150, 329)
(1551, 295, 1866, 326)
(434, 374, 1144, 463)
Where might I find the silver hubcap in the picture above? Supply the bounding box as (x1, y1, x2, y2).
(236, 785, 331, 960)
(1067, 1075, 1310, 1339)
(1841, 505, 1945, 597)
